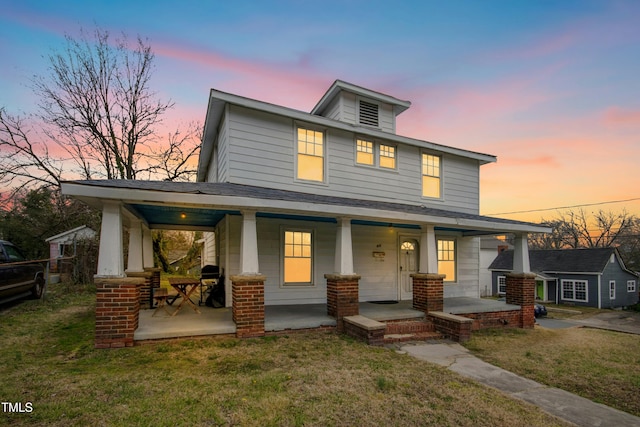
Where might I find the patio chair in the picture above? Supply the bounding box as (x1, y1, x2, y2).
(152, 287, 172, 317)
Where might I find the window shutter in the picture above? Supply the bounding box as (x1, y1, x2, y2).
(359, 100, 379, 127)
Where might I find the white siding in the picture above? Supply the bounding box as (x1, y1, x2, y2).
(202, 231, 217, 267)
(223, 217, 481, 305)
(258, 217, 333, 305)
(352, 224, 399, 301)
(220, 105, 481, 214)
(210, 109, 229, 182)
(443, 236, 480, 298)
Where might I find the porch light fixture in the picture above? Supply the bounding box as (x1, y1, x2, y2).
(180, 212, 187, 219)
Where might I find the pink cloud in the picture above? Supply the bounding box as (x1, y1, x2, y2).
(152, 41, 331, 111)
(602, 106, 640, 127)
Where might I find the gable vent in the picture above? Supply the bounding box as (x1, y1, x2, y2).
(359, 100, 379, 127)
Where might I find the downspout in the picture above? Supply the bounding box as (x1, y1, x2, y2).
(597, 274, 602, 309)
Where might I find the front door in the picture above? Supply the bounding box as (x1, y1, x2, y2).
(399, 238, 418, 300)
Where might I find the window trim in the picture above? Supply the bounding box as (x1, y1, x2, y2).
(561, 279, 588, 302)
(355, 138, 375, 166)
(295, 124, 326, 184)
(281, 227, 315, 287)
(628, 280, 636, 293)
(421, 152, 442, 200)
(437, 237, 457, 283)
(609, 280, 616, 300)
(379, 143, 397, 170)
(497, 275, 506, 295)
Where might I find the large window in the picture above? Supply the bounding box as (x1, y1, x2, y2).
(356, 139, 374, 165)
(297, 127, 324, 182)
(437, 238, 456, 282)
(284, 230, 312, 285)
(422, 153, 441, 198)
(562, 280, 588, 302)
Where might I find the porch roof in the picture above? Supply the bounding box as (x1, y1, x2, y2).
(61, 180, 551, 235)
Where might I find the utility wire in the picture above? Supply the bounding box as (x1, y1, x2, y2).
(487, 197, 640, 216)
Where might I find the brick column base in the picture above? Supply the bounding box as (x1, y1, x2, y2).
(411, 273, 445, 314)
(506, 273, 536, 329)
(231, 275, 266, 338)
(95, 277, 143, 349)
(325, 274, 360, 331)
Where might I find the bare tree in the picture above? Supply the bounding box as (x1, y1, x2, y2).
(0, 109, 64, 195)
(530, 208, 638, 250)
(0, 27, 200, 196)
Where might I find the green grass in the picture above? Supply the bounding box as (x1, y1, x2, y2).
(464, 326, 640, 417)
(0, 284, 571, 426)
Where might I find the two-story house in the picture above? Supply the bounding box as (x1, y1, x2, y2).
(62, 80, 550, 347)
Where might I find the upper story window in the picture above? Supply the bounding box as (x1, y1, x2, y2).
(358, 100, 379, 127)
(422, 153, 441, 198)
(379, 144, 396, 169)
(297, 127, 324, 182)
(356, 139, 374, 165)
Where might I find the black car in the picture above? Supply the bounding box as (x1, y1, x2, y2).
(0, 240, 45, 303)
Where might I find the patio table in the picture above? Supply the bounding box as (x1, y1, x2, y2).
(168, 278, 201, 316)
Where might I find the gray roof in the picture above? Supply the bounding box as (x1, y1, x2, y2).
(64, 179, 546, 231)
(489, 247, 626, 274)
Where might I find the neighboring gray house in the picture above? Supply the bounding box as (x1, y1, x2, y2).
(489, 247, 639, 309)
(479, 237, 512, 297)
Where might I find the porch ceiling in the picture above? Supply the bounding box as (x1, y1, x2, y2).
(127, 204, 237, 230)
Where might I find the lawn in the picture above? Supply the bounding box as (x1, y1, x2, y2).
(0, 283, 571, 427)
(464, 324, 640, 417)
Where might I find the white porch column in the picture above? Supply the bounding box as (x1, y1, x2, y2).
(512, 233, 531, 273)
(96, 201, 124, 278)
(126, 219, 144, 273)
(240, 210, 260, 274)
(334, 217, 354, 275)
(419, 224, 438, 274)
(142, 224, 154, 269)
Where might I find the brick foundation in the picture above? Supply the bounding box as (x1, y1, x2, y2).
(429, 312, 473, 342)
(506, 273, 536, 329)
(325, 274, 360, 331)
(95, 277, 143, 349)
(457, 310, 521, 331)
(231, 275, 265, 338)
(411, 273, 445, 313)
(126, 269, 159, 309)
(343, 315, 386, 346)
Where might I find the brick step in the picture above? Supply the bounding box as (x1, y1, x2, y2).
(383, 330, 444, 344)
(384, 319, 435, 335)
(382, 319, 443, 344)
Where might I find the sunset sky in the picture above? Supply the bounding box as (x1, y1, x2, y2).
(1, 0, 639, 223)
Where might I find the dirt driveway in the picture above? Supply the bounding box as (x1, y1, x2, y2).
(570, 310, 640, 335)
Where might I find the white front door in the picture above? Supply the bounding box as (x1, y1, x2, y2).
(399, 238, 418, 300)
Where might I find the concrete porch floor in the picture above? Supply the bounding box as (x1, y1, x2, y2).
(134, 297, 520, 341)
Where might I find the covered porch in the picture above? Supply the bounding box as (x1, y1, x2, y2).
(61, 180, 550, 348)
(133, 297, 522, 342)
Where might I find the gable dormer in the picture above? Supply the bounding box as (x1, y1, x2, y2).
(311, 80, 411, 134)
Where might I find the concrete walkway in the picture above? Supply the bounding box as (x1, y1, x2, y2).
(399, 341, 640, 427)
